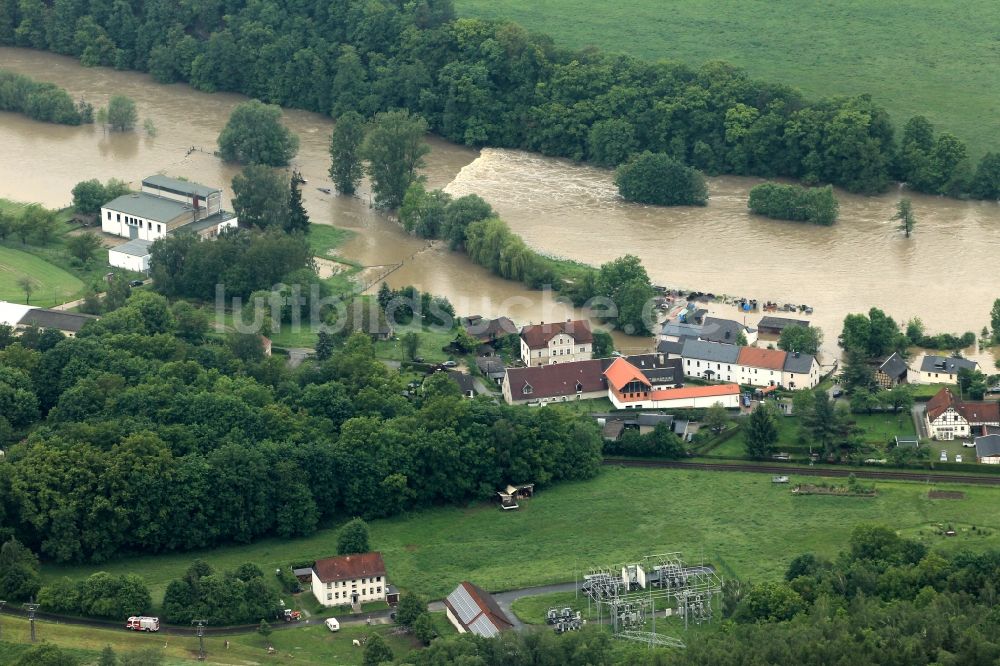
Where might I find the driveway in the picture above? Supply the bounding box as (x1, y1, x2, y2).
(912, 402, 928, 439)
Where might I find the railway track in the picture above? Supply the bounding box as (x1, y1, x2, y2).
(603, 458, 1000, 486)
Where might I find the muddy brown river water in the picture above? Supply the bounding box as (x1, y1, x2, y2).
(2, 48, 998, 360)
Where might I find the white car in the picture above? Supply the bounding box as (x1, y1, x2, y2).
(956, 454, 963, 463)
(325, 617, 340, 632)
(940, 451, 948, 462)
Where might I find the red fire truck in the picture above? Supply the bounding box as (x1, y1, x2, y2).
(125, 616, 160, 632)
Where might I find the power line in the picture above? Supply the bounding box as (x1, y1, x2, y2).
(24, 601, 39, 642)
(192, 619, 208, 660)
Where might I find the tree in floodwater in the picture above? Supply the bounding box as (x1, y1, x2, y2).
(106, 95, 137, 131)
(361, 110, 429, 209)
(892, 198, 916, 238)
(329, 111, 366, 195)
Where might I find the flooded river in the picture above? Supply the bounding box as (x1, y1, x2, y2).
(2, 48, 998, 360)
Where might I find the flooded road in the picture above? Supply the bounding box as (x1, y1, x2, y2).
(2, 48, 999, 360)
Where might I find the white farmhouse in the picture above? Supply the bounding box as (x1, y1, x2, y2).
(310, 552, 396, 608)
(915, 355, 980, 385)
(519, 320, 593, 367)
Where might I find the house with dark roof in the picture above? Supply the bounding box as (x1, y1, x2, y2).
(444, 582, 513, 638)
(660, 316, 757, 345)
(757, 316, 810, 336)
(975, 434, 1000, 464)
(916, 355, 980, 385)
(519, 320, 593, 367)
(0, 301, 98, 337)
(925, 387, 1000, 440)
(310, 552, 395, 607)
(656, 339, 685, 358)
(476, 357, 506, 385)
(501, 359, 606, 405)
(875, 352, 909, 388)
(446, 371, 477, 399)
(621, 354, 684, 389)
(679, 338, 818, 389)
(464, 316, 518, 343)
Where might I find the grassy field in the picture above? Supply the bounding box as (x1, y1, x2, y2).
(455, 0, 1000, 157)
(0, 244, 83, 306)
(0, 615, 421, 665)
(43, 467, 1000, 608)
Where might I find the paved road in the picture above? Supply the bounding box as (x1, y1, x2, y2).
(492, 582, 580, 629)
(912, 402, 928, 439)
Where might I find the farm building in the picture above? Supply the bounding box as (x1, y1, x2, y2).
(0, 301, 97, 337)
(974, 435, 1000, 464)
(108, 238, 153, 273)
(757, 316, 810, 336)
(444, 582, 513, 638)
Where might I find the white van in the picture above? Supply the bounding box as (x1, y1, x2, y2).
(324, 617, 340, 632)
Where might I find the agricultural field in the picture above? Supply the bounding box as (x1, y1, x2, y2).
(455, 0, 1000, 157)
(0, 615, 422, 665)
(44, 467, 1000, 606)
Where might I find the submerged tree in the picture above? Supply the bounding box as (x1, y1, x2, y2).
(892, 198, 916, 238)
(329, 111, 366, 195)
(106, 95, 137, 132)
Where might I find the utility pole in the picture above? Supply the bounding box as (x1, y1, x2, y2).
(24, 601, 39, 642)
(0, 600, 6, 640)
(192, 619, 207, 661)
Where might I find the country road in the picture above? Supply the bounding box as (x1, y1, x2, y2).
(604, 458, 1000, 485)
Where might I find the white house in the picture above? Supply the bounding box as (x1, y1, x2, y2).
(108, 238, 153, 273)
(925, 387, 1000, 440)
(101, 175, 237, 242)
(519, 320, 593, 367)
(678, 339, 819, 390)
(310, 552, 391, 608)
(915, 355, 980, 385)
(604, 356, 741, 409)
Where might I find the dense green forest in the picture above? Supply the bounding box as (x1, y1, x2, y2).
(0, 291, 603, 565)
(2, 0, 999, 197)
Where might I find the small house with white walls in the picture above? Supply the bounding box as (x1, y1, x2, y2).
(101, 175, 237, 242)
(108, 238, 153, 273)
(519, 320, 593, 367)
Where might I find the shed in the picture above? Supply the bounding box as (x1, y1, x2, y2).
(108, 238, 153, 273)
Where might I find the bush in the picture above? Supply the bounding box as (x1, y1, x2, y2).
(748, 182, 839, 225)
(614, 152, 709, 206)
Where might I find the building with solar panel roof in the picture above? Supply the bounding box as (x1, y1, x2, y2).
(444, 581, 514, 638)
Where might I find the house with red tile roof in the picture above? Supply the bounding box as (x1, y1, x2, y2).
(925, 387, 1000, 441)
(519, 319, 593, 367)
(604, 357, 740, 409)
(310, 552, 397, 607)
(501, 359, 607, 406)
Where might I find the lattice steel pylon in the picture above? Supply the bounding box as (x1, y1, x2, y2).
(580, 551, 722, 648)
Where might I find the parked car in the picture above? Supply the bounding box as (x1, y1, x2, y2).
(956, 454, 963, 463)
(831, 388, 843, 398)
(325, 617, 340, 632)
(442, 360, 458, 367)
(128, 280, 144, 287)
(940, 451, 948, 462)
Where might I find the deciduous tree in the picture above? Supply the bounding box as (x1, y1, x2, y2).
(361, 110, 430, 209)
(106, 94, 137, 131)
(329, 111, 365, 195)
(218, 100, 299, 166)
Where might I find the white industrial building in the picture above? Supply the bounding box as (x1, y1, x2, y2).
(107, 238, 153, 273)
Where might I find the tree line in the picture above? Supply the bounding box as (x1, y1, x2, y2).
(0, 291, 603, 563)
(3, 0, 999, 200)
(0, 68, 92, 124)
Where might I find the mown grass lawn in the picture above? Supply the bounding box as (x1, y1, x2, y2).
(454, 0, 1000, 157)
(0, 615, 420, 666)
(43, 467, 1000, 609)
(0, 243, 83, 306)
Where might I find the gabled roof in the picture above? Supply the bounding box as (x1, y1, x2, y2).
(656, 340, 684, 357)
(622, 354, 683, 386)
(758, 316, 810, 331)
(919, 355, 978, 374)
(680, 339, 740, 363)
(465, 316, 517, 340)
(104, 192, 192, 223)
(447, 371, 476, 395)
(520, 320, 593, 348)
(505, 360, 605, 400)
(660, 320, 702, 339)
(956, 401, 1000, 425)
(737, 346, 787, 371)
(313, 552, 386, 583)
(926, 387, 956, 422)
(475, 357, 505, 375)
(18, 308, 98, 333)
(603, 357, 651, 392)
(142, 174, 220, 198)
(0, 301, 34, 327)
(783, 351, 817, 374)
(975, 434, 1000, 458)
(700, 317, 752, 344)
(878, 352, 908, 379)
(445, 582, 513, 638)
(110, 238, 152, 257)
(646, 384, 739, 402)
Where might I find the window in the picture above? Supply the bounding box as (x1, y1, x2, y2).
(362, 578, 367, 584)
(327, 593, 332, 601)
(376, 576, 381, 582)
(116, 213, 120, 222)
(106, 211, 110, 219)
(327, 582, 331, 589)
(335, 592, 339, 599)
(377, 586, 382, 593)
(157, 224, 161, 232)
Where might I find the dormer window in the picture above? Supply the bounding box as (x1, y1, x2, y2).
(522, 384, 533, 395)
(575, 382, 583, 392)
